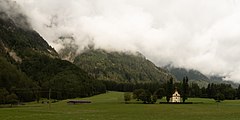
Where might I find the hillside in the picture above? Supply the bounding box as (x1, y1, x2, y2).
(0, 9, 106, 102)
(0, 13, 58, 59)
(73, 49, 173, 83)
(165, 66, 238, 88)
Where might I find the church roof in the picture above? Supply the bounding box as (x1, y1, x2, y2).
(172, 91, 180, 97)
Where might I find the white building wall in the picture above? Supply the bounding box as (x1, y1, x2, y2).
(171, 91, 181, 102)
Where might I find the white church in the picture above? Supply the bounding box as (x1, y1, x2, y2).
(170, 90, 181, 103)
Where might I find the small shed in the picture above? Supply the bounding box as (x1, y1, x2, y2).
(67, 100, 91, 104)
(171, 90, 181, 103)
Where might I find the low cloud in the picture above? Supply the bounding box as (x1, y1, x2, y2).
(13, 0, 240, 82)
(0, 0, 31, 29)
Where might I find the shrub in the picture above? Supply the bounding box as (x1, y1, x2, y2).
(124, 92, 131, 103)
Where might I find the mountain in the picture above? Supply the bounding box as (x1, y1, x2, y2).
(0, 9, 106, 102)
(165, 66, 238, 88)
(0, 12, 58, 58)
(165, 67, 209, 81)
(73, 49, 173, 83)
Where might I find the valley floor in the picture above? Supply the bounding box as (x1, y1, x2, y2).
(1, 92, 240, 120)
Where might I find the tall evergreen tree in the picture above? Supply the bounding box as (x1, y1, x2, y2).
(166, 77, 174, 102)
(237, 85, 240, 99)
(182, 76, 189, 103)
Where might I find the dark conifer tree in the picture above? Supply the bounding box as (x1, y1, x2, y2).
(237, 85, 240, 99)
(182, 76, 189, 103)
(166, 77, 174, 102)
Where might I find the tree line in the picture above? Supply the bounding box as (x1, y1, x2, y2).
(123, 77, 188, 103)
(104, 77, 240, 103)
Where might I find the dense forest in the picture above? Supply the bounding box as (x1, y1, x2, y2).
(74, 49, 173, 83)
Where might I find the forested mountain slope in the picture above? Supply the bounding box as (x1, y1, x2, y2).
(165, 66, 238, 88)
(0, 10, 106, 102)
(74, 49, 173, 83)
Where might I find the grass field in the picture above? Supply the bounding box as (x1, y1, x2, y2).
(1, 91, 240, 120)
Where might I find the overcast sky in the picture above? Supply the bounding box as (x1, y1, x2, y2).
(13, 0, 240, 82)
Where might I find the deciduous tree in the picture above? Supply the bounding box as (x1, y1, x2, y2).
(6, 93, 18, 107)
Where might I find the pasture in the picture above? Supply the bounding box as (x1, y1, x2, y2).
(1, 91, 240, 120)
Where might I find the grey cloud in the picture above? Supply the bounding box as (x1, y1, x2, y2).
(14, 0, 240, 82)
(0, 0, 31, 29)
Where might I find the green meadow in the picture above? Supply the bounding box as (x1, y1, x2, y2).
(1, 91, 240, 120)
